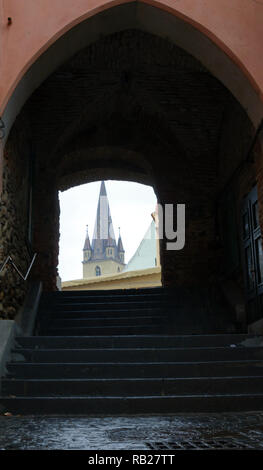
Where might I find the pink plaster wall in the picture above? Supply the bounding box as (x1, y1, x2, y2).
(0, 0, 263, 117)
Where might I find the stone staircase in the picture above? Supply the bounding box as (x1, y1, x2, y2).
(1, 287, 263, 415)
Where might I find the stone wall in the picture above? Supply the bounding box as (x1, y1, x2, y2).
(216, 96, 257, 293)
(31, 167, 60, 292)
(0, 117, 32, 319)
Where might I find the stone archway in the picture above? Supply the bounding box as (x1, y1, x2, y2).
(1, 1, 262, 137)
(0, 25, 262, 332)
(21, 29, 256, 294)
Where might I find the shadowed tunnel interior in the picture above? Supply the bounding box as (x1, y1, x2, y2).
(1, 27, 261, 331)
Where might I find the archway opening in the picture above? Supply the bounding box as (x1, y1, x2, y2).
(58, 180, 161, 290)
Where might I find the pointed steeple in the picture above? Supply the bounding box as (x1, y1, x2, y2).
(99, 180, 107, 196)
(83, 225, 91, 251)
(117, 227, 125, 263)
(83, 225, 92, 264)
(92, 181, 117, 259)
(117, 227, 125, 252)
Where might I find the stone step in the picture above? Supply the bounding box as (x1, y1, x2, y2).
(44, 301, 173, 311)
(3, 376, 263, 397)
(41, 306, 174, 315)
(43, 325, 167, 336)
(44, 309, 166, 319)
(15, 334, 258, 350)
(45, 295, 170, 304)
(2, 287, 258, 416)
(43, 287, 164, 297)
(1, 394, 263, 415)
(11, 346, 263, 363)
(46, 316, 166, 328)
(6, 360, 263, 379)
(39, 291, 168, 305)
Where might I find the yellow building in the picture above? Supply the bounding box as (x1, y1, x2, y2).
(62, 266, 161, 291)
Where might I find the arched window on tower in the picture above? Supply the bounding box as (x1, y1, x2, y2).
(95, 266, 101, 276)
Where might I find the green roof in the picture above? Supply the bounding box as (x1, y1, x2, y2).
(124, 220, 157, 272)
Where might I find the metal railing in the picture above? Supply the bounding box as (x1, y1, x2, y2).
(0, 253, 37, 281)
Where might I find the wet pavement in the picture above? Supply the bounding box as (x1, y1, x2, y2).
(0, 412, 263, 451)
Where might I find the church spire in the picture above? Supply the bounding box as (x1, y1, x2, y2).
(92, 181, 117, 259)
(117, 227, 124, 252)
(83, 225, 91, 251)
(82, 181, 126, 278)
(117, 227, 125, 263)
(99, 180, 107, 196)
(83, 225, 92, 264)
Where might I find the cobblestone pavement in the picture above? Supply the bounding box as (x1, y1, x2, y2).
(0, 412, 263, 450)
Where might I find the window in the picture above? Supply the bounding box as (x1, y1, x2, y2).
(95, 266, 101, 276)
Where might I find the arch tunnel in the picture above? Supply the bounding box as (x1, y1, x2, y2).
(1, 0, 263, 417)
(0, 0, 263, 334)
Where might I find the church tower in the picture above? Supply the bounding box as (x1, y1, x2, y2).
(82, 181, 126, 278)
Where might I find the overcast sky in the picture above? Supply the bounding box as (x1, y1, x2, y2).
(58, 180, 157, 281)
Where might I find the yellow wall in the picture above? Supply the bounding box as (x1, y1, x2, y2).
(83, 259, 125, 278)
(63, 267, 161, 291)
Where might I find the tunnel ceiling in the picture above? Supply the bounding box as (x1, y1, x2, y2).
(23, 29, 253, 191)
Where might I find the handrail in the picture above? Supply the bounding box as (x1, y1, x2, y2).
(0, 253, 37, 281)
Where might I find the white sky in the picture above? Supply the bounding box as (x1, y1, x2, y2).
(58, 180, 157, 281)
